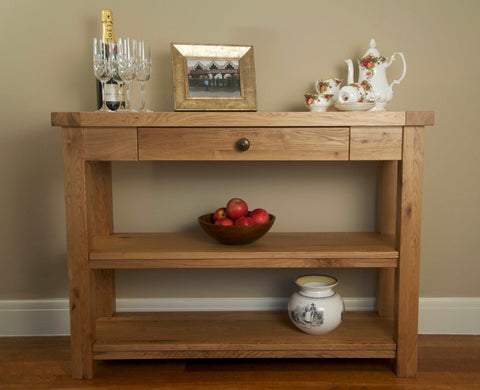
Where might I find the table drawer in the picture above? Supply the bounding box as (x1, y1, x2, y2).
(350, 127, 403, 160)
(138, 127, 349, 161)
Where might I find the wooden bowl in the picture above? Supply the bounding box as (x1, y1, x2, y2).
(198, 213, 275, 245)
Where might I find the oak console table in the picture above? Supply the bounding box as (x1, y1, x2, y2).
(52, 111, 434, 379)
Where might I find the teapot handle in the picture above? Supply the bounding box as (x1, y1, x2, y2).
(389, 52, 407, 90)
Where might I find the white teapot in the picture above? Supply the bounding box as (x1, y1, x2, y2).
(345, 38, 407, 111)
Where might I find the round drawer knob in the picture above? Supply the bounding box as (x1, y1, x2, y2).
(235, 138, 250, 151)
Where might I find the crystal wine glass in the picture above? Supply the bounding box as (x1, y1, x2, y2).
(136, 40, 152, 112)
(93, 38, 113, 112)
(110, 45, 125, 111)
(115, 37, 137, 111)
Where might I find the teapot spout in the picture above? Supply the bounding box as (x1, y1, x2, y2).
(345, 59, 354, 85)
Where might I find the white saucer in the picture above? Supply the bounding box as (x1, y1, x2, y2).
(334, 102, 375, 111)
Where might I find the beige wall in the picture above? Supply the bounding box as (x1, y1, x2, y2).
(1, 0, 479, 301)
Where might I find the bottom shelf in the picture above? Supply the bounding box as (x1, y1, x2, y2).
(93, 311, 396, 360)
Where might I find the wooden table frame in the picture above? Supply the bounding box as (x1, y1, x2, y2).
(52, 111, 434, 379)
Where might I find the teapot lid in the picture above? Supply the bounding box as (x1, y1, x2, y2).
(363, 38, 380, 57)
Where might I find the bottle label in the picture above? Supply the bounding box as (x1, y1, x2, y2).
(104, 83, 124, 102)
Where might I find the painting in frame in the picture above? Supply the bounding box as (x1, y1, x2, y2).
(171, 43, 257, 111)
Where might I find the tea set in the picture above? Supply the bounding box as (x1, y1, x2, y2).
(305, 39, 407, 112)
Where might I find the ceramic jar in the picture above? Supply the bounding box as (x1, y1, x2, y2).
(288, 275, 344, 335)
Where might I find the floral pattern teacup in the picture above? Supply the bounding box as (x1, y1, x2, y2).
(337, 80, 376, 103)
(305, 93, 334, 112)
(315, 78, 342, 102)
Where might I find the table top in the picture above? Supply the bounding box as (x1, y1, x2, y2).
(51, 111, 434, 128)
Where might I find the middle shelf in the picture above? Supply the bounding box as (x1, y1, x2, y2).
(89, 232, 398, 269)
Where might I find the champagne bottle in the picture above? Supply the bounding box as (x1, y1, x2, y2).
(96, 9, 124, 110)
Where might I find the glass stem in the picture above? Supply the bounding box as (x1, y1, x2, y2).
(125, 82, 131, 110)
(140, 82, 146, 111)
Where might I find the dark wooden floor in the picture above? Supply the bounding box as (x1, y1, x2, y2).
(1, 335, 479, 389)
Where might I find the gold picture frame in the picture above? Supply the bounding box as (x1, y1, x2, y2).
(171, 43, 257, 111)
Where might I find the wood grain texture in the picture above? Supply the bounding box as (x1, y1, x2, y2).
(376, 161, 398, 318)
(62, 128, 94, 379)
(51, 111, 435, 128)
(350, 127, 403, 160)
(139, 127, 349, 160)
(377, 161, 399, 236)
(394, 126, 425, 377)
(83, 128, 138, 160)
(54, 112, 434, 379)
(85, 162, 116, 318)
(93, 311, 396, 360)
(405, 111, 434, 126)
(2, 335, 480, 389)
(89, 232, 398, 269)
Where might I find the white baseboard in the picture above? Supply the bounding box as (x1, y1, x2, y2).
(0, 299, 70, 337)
(418, 297, 480, 335)
(0, 297, 478, 336)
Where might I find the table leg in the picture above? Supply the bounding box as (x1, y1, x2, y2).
(62, 128, 95, 379)
(86, 161, 116, 317)
(62, 130, 115, 379)
(394, 126, 424, 377)
(377, 161, 398, 318)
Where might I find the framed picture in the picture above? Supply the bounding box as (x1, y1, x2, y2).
(171, 43, 257, 111)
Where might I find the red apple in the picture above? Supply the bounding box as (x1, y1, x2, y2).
(212, 207, 227, 222)
(214, 217, 234, 226)
(226, 198, 248, 220)
(234, 216, 255, 226)
(249, 208, 270, 224)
